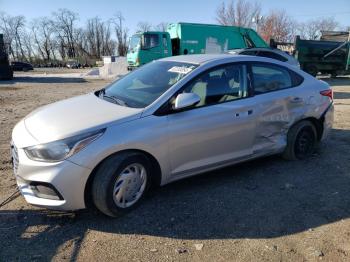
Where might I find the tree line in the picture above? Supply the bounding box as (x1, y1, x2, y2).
(216, 0, 345, 43)
(0, 1, 347, 65)
(0, 9, 130, 65)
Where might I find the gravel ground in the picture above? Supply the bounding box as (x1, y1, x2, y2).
(0, 73, 350, 261)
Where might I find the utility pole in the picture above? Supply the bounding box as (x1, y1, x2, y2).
(346, 31, 350, 70)
(252, 15, 263, 33)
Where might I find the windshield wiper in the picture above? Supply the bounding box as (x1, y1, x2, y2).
(111, 96, 128, 107)
(99, 89, 129, 107)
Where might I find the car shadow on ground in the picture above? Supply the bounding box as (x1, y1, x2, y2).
(1, 128, 350, 260)
(0, 76, 86, 85)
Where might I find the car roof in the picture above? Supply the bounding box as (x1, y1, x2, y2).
(232, 47, 289, 54)
(161, 53, 280, 65)
(160, 53, 291, 66)
(160, 54, 237, 64)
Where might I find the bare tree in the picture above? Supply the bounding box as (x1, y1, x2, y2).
(22, 31, 34, 62)
(137, 21, 152, 32)
(31, 23, 46, 60)
(259, 10, 296, 42)
(216, 0, 261, 28)
(31, 17, 56, 61)
(1, 10, 117, 63)
(0, 12, 15, 58)
(12, 16, 26, 60)
(298, 17, 339, 40)
(83, 17, 116, 59)
(154, 22, 168, 32)
(52, 8, 79, 59)
(0, 12, 27, 60)
(112, 12, 129, 56)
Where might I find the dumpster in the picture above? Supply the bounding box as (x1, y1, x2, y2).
(0, 33, 13, 80)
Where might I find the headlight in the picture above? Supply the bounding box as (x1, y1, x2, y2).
(24, 128, 106, 162)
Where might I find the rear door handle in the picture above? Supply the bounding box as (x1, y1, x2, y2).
(289, 97, 303, 103)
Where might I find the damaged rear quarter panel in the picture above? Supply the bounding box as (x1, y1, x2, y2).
(252, 81, 321, 155)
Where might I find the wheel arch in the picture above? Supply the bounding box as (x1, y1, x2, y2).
(292, 116, 324, 141)
(84, 149, 162, 209)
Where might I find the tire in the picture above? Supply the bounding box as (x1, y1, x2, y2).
(282, 120, 317, 160)
(331, 72, 337, 78)
(92, 152, 151, 217)
(305, 65, 318, 77)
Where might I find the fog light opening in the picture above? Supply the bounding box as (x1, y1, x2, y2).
(29, 182, 64, 201)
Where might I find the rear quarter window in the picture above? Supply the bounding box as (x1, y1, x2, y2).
(290, 70, 304, 86)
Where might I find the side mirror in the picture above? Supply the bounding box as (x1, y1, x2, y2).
(173, 93, 200, 110)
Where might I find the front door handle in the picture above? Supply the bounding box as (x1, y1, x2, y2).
(235, 109, 253, 117)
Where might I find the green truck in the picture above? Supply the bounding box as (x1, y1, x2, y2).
(127, 22, 268, 70)
(294, 35, 350, 77)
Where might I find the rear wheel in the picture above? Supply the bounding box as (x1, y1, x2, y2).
(92, 152, 151, 217)
(283, 120, 317, 160)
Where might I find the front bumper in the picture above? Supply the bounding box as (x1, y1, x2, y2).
(11, 127, 92, 211)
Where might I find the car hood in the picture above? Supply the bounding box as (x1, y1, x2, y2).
(23, 93, 143, 144)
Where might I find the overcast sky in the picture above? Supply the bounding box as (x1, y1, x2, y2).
(1, 0, 349, 33)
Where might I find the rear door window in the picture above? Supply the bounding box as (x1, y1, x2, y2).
(251, 64, 292, 94)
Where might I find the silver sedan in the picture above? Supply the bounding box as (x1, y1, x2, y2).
(11, 54, 333, 217)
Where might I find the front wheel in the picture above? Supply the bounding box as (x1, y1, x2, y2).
(283, 120, 317, 160)
(92, 153, 151, 217)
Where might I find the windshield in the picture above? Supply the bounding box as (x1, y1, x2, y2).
(101, 61, 198, 108)
(128, 35, 141, 52)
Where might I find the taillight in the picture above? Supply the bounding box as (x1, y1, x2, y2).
(320, 89, 333, 100)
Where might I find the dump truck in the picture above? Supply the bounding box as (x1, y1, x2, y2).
(127, 22, 268, 70)
(294, 34, 350, 77)
(0, 33, 13, 80)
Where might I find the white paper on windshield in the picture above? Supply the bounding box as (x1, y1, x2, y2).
(168, 66, 193, 74)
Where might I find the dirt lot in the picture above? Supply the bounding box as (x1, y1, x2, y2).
(0, 72, 350, 261)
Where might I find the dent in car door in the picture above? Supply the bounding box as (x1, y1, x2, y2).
(250, 63, 306, 155)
